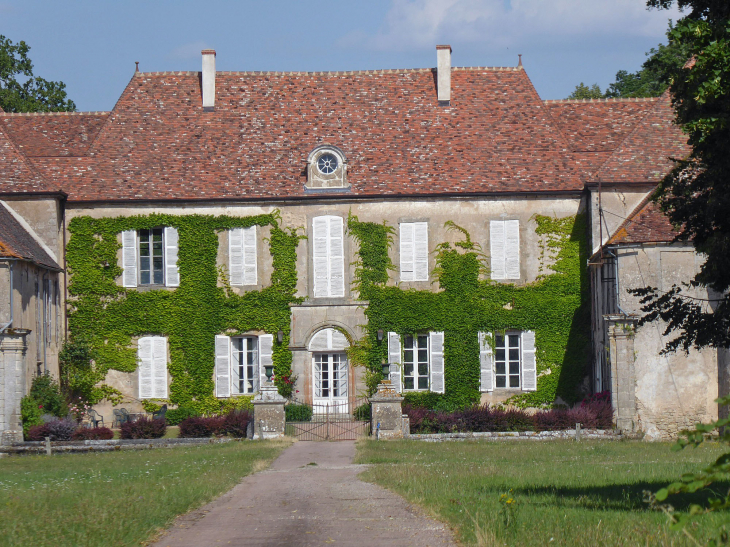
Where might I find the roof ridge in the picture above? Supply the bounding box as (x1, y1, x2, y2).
(544, 97, 660, 104)
(0, 111, 110, 117)
(86, 72, 139, 157)
(134, 66, 521, 77)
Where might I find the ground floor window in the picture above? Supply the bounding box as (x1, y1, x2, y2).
(495, 333, 521, 388)
(313, 353, 348, 401)
(231, 337, 258, 394)
(403, 334, 429, 391)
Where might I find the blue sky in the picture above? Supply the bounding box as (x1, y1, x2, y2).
(1, 0, 683, 112)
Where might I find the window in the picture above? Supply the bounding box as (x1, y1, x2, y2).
(387, 331, 444, 394)
(138, 336, 168, 399)
(229, 226, 257, 286)
(489, 220, 520, 280)
(313, 353, 348, 399)
(479, 331, 536, 392)
(312, 216, 345, 298)
(122, 227, 179, 288)
(306, 146, 348, 189)
(215, 334, 273, 398)
(400, 222, 429, 281)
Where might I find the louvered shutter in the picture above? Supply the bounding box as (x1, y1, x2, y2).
(429, 331, 445, 394)
(251, 339, 260, 393)
(243, 226, 258, 285)
(478, 332, 494, 392)
(259, 334, 273, 389)
(312, 217, 329, 297)
(164, 227, 180, 287)
(138, 337, 153, 399)
(122, 230, 137, 288)
(505, 220, 520, 280)
(329, 217, 345, 297)
(387, 332, 402, 393)
(414, 222, 429, 281)
(521, 330, 537, 391)
(215, 335, 231, 398)
(229, 228, 244, 285)
(152, 337, 168, 398)
(400, 223, 414, 281)
(490, 221, 505, 280)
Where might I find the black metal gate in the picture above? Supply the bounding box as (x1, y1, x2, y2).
(285, 397, 371, 441)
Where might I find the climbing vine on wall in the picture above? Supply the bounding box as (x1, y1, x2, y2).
(65, 212, 303, 414)
(347, 213, 589, 411)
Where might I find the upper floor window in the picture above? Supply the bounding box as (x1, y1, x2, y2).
(489, 220, 520, 280)
(387, 331, 444, 394)
(122, 227, 179, 288)
(479, 330, 536, 392)
(306, 146, 349, 189)
(215, 334, 273, 397)
(312, 215, 345, 298)
(229, 226, 257, 286)
(399, 222, 429, 282)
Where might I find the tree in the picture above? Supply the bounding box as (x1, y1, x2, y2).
(632, 1, 730, 352)
(0, 34, 75, 113)
(567, 82, 604, 99)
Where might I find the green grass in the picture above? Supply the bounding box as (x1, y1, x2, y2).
(0, 438, 289, 547)
(356, 439, 730, 546)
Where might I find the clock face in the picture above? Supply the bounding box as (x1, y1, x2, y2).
(317, 153, 338, 174)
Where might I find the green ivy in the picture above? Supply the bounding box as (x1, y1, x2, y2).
(347, 213, 589, 411)
(65, 212, 303, 413)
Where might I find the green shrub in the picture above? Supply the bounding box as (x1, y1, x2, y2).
(165, 406, 199, 426)
(219, 395, 254, 415)
(285, 403, 313, 422)
(29, 372, 67, 417)
(353, 402, 371, 421)
(20, 396, 44, 438)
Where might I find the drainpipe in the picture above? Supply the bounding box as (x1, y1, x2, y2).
(42, 271, 48, 374)
(0, 260, 17, 334)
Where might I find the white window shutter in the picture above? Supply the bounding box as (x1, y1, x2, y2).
(478, 332, 494, 392)
(229, 228, 244, 286)
(490, 220, 505, 280)
(138, 337, 153, 399)
(243, 226, 258, 285)
(429, 331, 445, 394)
(400, 223, 415, 281)
(164, 227, 180, 287)
(329, 217, 345, 297)
(122, 230, 137, 288)
(259, 334, 274, 389)
(505, 220, 520, 279)
(152, 336, 168, 398)
(312, 216, 329, 297)
(387, 332, 402, 393)
(215, 335, 231, 398)
(414, 222, 429, 281)
(521, 330, 537, 391)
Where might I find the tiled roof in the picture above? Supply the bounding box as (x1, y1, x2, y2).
(592, 93, 689, 183)
(0, 202, 61, 269)
(0, 112, 109, 157)
(608, 193, 680, 244)
(0, 122, 50, 192)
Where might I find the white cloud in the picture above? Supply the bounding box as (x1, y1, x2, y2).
(167, 40, 213, 61)
(339, 0, 684, 52)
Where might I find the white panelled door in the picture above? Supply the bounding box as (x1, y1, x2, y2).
(312, 353, 348, 413)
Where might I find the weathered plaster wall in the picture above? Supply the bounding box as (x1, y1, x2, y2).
(588, 186, 652, 252)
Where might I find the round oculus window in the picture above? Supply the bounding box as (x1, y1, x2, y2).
(317, 153, 338, 174)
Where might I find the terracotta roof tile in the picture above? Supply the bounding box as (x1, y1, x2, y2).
(0, 122, 50, 192)
(608, 193, 680, 244)
(0, 112, 109, 157)
(0, 202, 61, 269)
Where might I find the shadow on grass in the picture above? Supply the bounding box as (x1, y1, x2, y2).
(509, 481, 730, 512)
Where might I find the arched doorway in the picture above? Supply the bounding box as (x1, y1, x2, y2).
(308, 327, 349, 414)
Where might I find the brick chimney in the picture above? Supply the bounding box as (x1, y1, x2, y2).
(436, 45, 451, 105)
(202, 49, 216, 111)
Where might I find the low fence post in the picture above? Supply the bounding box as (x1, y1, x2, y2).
(45, 436, 52, 456)
(253, 382, 286, 440)
(575, 422, 581, 442)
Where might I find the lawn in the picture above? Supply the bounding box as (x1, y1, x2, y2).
(356, 439, 730, 546)
(0, 438, 289, 547)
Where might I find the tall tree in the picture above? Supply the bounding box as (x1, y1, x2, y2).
(0, 35, 75, 113)
(631, 0, 730, 352)
(567, 82, 604, 99)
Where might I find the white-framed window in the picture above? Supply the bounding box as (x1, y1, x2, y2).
(229, 226, 257, 286)
(138, 336, 168, 399)
(122, 227, 179, 288)
(489, 220, 520, 280)
(215, 333, 273, 398)
(312, 215, 345, 298)
(478, 330, 536, 392)
(313, 353, 348, 400)
(399, 222, 429, 281)
(387, 331, 444, 394)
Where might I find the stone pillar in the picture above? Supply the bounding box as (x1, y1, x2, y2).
(253, 382, 286, 440)
(605, 315, 637, 433)
(370, 381, 406, 440)
(0, 329, 29, 445)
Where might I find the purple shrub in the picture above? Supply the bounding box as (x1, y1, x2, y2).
(178, 416, 225, 438)
(222, 411, 250, 438)
(120, 417, 166, 439)
(72, 427, 114, 441)
(45, 418, 78, 441)
(26, 423, 51, 441)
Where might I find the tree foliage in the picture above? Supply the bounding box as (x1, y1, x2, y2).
(631, 1, 730, 352)
(567, 82, 604, 100)
(0, 34, 75, 113)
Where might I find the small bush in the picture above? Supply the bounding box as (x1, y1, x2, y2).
(285, 403, 313, 422)
(221, 411, 250, 438)
(120, 417, 166, 439)
(29, 372, 67, 417)
(72, 427, 114, 441)
(353, 403, 371, 421)
(219, 395, 254, 415)
(165, 406, 199, 426)
(46, 419, 78, 441)
(20, 396, 44, 438)
(178, 416, 225, 438)
(26, 423, 51, 441)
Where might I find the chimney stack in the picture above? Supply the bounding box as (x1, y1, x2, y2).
(202, 49, 216, 111)
(436, 45, 451, 105)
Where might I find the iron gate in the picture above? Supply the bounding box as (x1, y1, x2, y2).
(285, 397, 371, 441)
